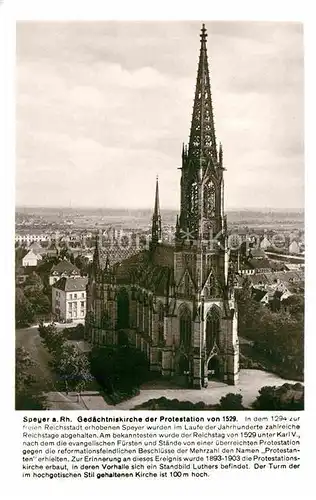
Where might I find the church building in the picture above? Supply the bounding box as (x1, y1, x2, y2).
(85, 24, 239, 388)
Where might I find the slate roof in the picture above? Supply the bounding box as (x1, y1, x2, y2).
(246, 270, 304, 288)
(251, 288, 268, 302)
(98, 243, 140, 268)
(248, 258, 271, 269)
(29, 242, 45, 255)
(50, 260, 80, 275)
(248, 248, 266, 258)
(53, 277, 88, 292)
(112, 244, 175, 296)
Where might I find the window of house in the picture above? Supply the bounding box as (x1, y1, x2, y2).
(81, 292, 85, 298)
(80, 301, 85, 309)
(69, 294, 72, 299)
(74, 293, 77, 299)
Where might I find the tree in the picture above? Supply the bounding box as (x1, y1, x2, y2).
(236, 278, 304, 380)
(59, 247, 74, 262)
(16, 287, 35, 328)
(53, 344, 91, 395)
(23, 272, 43, 293)
(28, 290, 51, 317)
(89, 345, 149, 396)
(38, 322, 67, 357)
(74, 255, 90, 276)
(15, 347, 48, 410)
(235, 277, 260, 338)
(219, 393, 244, 410)
(38, 323, 91, 397)
(282, 294, 304, 319)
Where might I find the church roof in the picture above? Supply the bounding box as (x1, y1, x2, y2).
(99, 244, 140, 268)
(113, 244, 175, 296)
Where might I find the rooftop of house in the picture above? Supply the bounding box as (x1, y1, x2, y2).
(248, 248, 266, 259)
(50, 260, 80, 275)
(249, 270, 304, 287)
(251, 288, 268, 302)
(53, 277, 88, 292)
(241, 258, 271, 270)
(23, 249, 42, 259)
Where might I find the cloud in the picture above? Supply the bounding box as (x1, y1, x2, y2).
(16, 21, 304, 209)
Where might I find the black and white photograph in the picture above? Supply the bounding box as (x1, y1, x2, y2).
(15, 20, 304, 412)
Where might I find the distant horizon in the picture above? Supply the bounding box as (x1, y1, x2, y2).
(16, 204, 304, 213)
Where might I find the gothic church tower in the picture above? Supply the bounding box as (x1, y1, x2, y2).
(172, 24, 239, 388)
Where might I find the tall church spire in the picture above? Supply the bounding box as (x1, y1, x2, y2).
(188, 23, 217, 161)
(151, 175, 162, 245)
(178, 23, 224, 243)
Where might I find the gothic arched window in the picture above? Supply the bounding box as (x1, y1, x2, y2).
(179, 305, 192, 349)
(144, 296, 149, 333)
(204, 180, 216, 218)
(184, 273, 190, 296)
(206, 307, 220, 353)
(157, 302, 164, 343)
(117, 288, 129, 329)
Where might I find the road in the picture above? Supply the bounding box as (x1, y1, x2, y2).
(16, 324, 86, 410)
(115, 369, 301, 410)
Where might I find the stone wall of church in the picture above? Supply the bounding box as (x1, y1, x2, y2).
(85, 280, 239, 388)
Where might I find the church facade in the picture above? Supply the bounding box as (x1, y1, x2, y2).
(85, 24, 239, 389)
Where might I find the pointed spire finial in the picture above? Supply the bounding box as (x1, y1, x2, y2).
(151, 176, 162, 246)
(188, 22, 217, 160)
(200, 23, 207, 41)
(219, 142, 223, 164)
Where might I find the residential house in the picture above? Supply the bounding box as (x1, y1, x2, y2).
(260, 235, 272, 250)
(52, 277, 88, 322)
(289, 240, 300, 255)
(22, 249, 43, 267)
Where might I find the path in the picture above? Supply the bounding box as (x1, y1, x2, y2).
(114, 369, 301, 410)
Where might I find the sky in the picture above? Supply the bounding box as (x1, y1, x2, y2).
(16, 21, 304, 210)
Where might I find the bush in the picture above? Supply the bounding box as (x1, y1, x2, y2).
(253, 383, 304, 410)
(89, 345, 149, 402)
(134, 397, 218, 411)
(63, 323, 85, 341)
(219, 393, 244, 410)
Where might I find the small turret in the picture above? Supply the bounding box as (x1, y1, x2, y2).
(151, 175, 162, 246)
(219, 142, 223, 166)
(91, 231, 101, 280)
